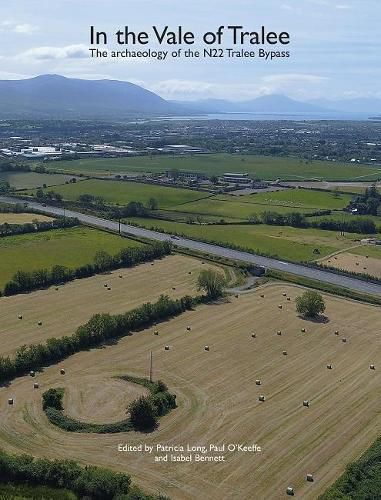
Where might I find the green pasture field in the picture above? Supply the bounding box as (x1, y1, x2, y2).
(31, 179, 210, 208)
(31, 177, 349, 219)
(0, 226, 143, 288)
(224, 188, 353, 210)
(44, 154, 381, 181)
(127, 217, 361, 262)
(169, 197, 316, 219)
(0, 171, 74, 190)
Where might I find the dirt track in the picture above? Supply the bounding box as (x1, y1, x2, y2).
(1, 284, 380, 499)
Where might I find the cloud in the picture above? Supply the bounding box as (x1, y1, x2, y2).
(145, 73, 330, 101)
(262, 74, 329, 85)
(0, 20, 39, 34)
(19, 44, 89, 61)
(13, 23, 39, 34)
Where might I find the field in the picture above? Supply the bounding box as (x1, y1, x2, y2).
(0, 226, 142, 288)
(321, 246, 381, 278)
(229, 189, 352, 210)
(45, 154, 381, 181)
(0, 283, 380, 499)
(0, 171, 74, 189)
(0, 212, 53, 224)
(0, 254, 215, 357)
(129, 217, 362, 262)
(40, 179, 210, 208)
(29, 177, 353, 219)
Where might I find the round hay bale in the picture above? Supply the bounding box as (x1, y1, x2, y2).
(188, 271, 192, 275)
(107, 287, 111, 291)
(356, 262, 359, 266)
(366, 255, 369, 258)
(278, 304, 283, 309)
(204, 346, 210, 351)
(287, 297, 291, 301)
(301, 328, 306, 333)
(8, 398, 14, 405)
(306, 474, 314, 482)
(164, 345, 170, 351)
(260, 294, 265, 298)
(286, 487, 294, 496)
(235, 294, 239, 299)
(327, 364, 333, 370)
(29, 370, 35, 377)
(119, 275, 123, 278)
(303, 400, 310, 407)
(342, 337, 347, 343)
(104, 283, 108, 288)
(172, 287, 176, 290)
(251, 333, 256, 338)
(258, 395, 265, 402)
(201, 261, 205, 264)
(277, 330, 282, 336)
(18, 314, 23, 320)
(370, 364, 376, 370)
(255, 380, 261, 386)
(282, 292, 287, 297)
(151, 263, 154, 266)
(334, 330, 339, 335)
(60, 368, 65, 375)
(186, 326, 191, 331)
(55, 287, 59, 291)
(283, 350, 288, 356)
(33, 383, 39, 389)
(154, 330, 159, 336)
(37, 321, 42, 326)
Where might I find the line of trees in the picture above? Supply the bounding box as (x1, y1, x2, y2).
(3, 240, 172, 296)
(257, 211, 377, 234)
(0, 216, 78, 237)
(42, 377, 176, 433)
(0, 448, 160, 499)
(0, 294, 195, 384)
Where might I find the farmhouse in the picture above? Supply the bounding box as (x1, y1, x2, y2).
(223, 172, 252, 185)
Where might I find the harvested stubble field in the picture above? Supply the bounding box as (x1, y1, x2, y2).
(0, 254, 215, 357)
(1, 284, 380, 499)
(0, 213, 53, 224)
(321, 251, 381, 278)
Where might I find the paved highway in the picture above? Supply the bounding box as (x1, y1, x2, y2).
(2, 195, 381, 297)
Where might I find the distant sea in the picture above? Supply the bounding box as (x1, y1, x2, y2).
(152, 111, 375, 122)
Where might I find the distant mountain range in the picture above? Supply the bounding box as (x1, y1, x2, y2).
(0, 74, 178, 119)
(173, 95, 331, 114)
(0, 75, 380, 119)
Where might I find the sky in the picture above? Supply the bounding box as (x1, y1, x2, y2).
(0, 0, 380, 102)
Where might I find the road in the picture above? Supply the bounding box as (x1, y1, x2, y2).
(2, 195, 381, 297)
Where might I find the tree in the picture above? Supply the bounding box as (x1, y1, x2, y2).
(296, 290, 326, 318)
(147, 197, 158, 210)
(197, 269, 226, 299)
(36, 188, 45, 200)
(94, 251, 113, 272)
(128, 396, 158, 431)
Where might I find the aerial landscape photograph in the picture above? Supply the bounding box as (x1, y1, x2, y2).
(0, 0, 380, 499)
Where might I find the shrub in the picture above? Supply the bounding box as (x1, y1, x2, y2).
(296, 290, 326, 318)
